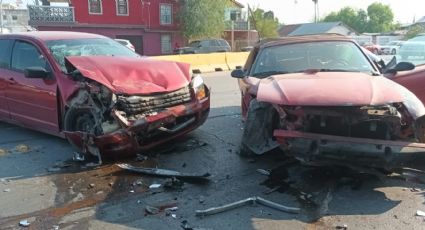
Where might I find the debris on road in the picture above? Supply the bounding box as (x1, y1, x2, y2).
(199, 195, 206, 204)
(53, 225, 60, 230)
(195, 196, 300, 217)
(0, 148, 7, 157)
(416, 210, 425, 217)
(73, 152, 85, 162)
(149, 183, 162, 189)
(164, 177, 184, 190)
(15, 144, 30, 153)
(3, 188, 10, 192)
(19, 219, 30, 227)
(88, 183, 95, 189)
(336, 224, 348, 230)
(256, 169, 271, 176)
(145, 205, 160, 215)
(117, 163, 211, 182)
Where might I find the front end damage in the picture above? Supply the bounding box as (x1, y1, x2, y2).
(61, 56, 210, 159)
(243, 73, 425, 169)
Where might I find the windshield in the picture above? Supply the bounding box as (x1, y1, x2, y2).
(47, 38, 139, 70)
(251, 41, 376, 77)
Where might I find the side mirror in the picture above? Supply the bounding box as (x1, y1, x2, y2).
(231, 69, 245, 78)
(384, 62, 415, 74)
(24, 67, 50, 79)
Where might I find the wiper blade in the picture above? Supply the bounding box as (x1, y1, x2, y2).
(317, 69, 357, 72)
(252, 70, 288, 77)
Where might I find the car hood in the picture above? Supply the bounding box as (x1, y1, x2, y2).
(256, 72, 405, 106)
(65, 56, 191, 95)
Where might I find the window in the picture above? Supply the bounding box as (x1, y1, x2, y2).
(160, 4, 172, 25)
(0, 40, 13, 69)
(88, 0, 102, 14)
(161, 34, 172, 54)
(12, 15, 18, 20)
(12, 41, 49, 72)
(116, 0, 128, 15)
(2, 15, 6, 20)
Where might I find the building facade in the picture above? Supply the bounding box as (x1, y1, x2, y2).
(29, 0, 183, 55)
(1, 4, 31, 34)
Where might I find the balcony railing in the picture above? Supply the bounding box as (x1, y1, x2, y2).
(225, 21, 251, 31)
(28, 5, 75, 24)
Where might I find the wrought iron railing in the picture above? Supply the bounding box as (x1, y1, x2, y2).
(225, 21, 251, 31)
(28, 5, 75, 23)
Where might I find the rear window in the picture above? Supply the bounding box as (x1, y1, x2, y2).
(0, 39, 13, 68)
(218, 40, 229, 47)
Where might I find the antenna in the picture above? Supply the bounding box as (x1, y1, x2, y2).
(248, 4, 261, 42)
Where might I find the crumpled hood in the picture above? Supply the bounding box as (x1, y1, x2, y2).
(65, 56, 191, 95)
(256, 72, 405, 106)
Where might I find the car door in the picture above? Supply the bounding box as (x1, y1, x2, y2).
(390, 63, 425, 104)
(0, 39, 13, 120)
(6, 39, 59, 134)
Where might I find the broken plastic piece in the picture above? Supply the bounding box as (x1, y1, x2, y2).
(195, 196, 300, 217)
(19, 219, 30, 227)
(117, 163, 211, 181)
(416, 210, 425, 216)
(149, 184, 161, 189)
(256, 169, 271, 176)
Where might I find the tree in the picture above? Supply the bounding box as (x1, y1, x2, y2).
(405, 24, 425, 40)
(321, 3, 396, 33)
(366, 2, 394, 32)
(180, 0, 227, 40)
(251, 8, 280, 38)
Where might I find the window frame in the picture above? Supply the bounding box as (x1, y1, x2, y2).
(159, 3, 173, 25)
(88, 0, 103, 15)
(0, 39, 13, 69)
(116, 0, 129, 16)
(160, 34, 172, 54)
(11, 15, 18, 21)
(11, 40, 51, 74)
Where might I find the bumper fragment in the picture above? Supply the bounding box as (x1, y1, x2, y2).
(274, 129, 425, 169)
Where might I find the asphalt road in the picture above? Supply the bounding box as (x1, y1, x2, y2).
(1, 71, 425, 230)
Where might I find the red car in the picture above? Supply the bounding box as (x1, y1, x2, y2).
(361, 42, 381, 55)
(231, 35, 425, 170)
(0, 32, 210, 162)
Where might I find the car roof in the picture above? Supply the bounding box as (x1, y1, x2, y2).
(0, 31, 107, 42)
(256, 34, 355, 49)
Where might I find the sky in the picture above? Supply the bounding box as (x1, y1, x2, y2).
(237, 0, 425, 25)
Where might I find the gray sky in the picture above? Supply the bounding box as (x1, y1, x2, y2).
(238, 0, 425, 25)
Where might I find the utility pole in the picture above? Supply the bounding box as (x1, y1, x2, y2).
(312, 0, 319, 23)
(0, 0, 3, 34)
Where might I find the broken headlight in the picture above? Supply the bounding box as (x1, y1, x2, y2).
(191, 75, 206, 100)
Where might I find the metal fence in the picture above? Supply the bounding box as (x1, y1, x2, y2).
(28, 5, 75, 23)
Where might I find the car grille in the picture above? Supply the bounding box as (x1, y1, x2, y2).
(116, 87, 192, 116)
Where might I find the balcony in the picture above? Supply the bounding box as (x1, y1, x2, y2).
(28, 5, 75, 25)
(225, 21, 251, 31)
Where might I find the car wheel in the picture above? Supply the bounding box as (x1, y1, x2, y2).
(391, 49, 396, 55)
(64, 107, 102, 135)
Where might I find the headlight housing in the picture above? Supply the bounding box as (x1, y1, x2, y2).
(191, 75, 206, 100)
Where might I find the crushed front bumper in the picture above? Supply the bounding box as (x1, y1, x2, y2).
(274, 129, 425, 169)
(65, 96, 210, 157)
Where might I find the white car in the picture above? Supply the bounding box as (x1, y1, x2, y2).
(380, 40, 404, 55)
(115, 39, 136, 52)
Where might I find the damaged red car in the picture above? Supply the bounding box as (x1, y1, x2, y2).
(0, 32, 210, 161)
(232, 34, 425, 170)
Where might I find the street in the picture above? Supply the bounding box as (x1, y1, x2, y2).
(1, 71, 425, 230)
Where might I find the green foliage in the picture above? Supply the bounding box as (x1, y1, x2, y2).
(180, 0, 227, 40)
(251, 8, 280, 38)
(404, 25, 425, 40)
(321, 2, 396, 33)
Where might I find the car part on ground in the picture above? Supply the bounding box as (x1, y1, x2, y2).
(195, 196, 300, 217)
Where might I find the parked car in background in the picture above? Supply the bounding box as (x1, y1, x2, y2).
(231, 34, 425, 170)
(398, 34, 425, 65)
(115, 39, 136, 52)
(361, 42, 381, 55)
(175, 39, 231, 54)
(380, 40, 404, 55)
(0, 32, 210, 163)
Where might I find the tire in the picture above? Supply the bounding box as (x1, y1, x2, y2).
(63, 107, 102, 135)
